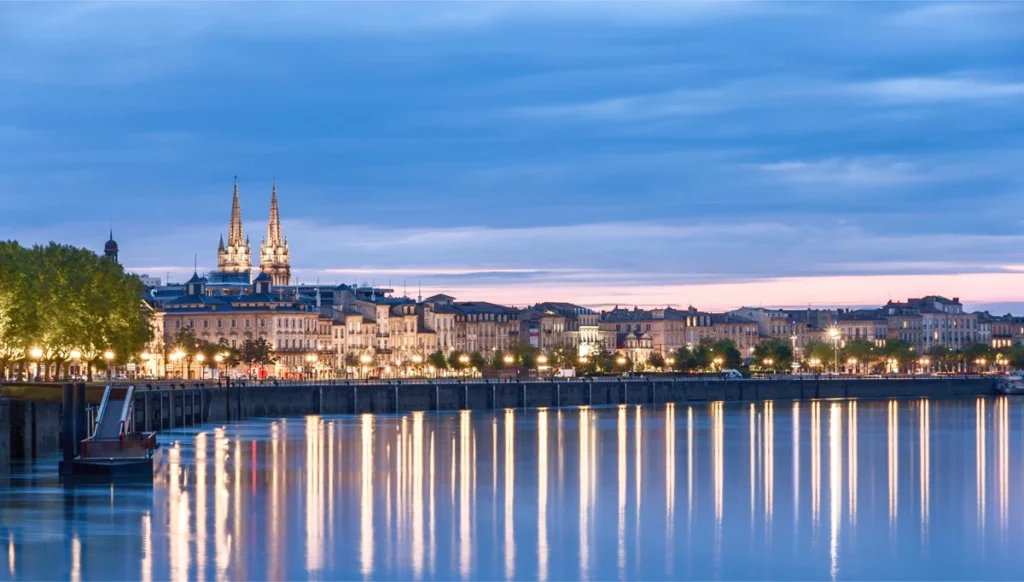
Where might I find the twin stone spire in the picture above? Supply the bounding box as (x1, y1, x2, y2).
(216, 178, 291, 285)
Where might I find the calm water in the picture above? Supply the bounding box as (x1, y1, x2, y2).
(2, 397, 1024, 580)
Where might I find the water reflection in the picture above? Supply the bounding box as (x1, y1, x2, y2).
(4, 399, 1024, 580)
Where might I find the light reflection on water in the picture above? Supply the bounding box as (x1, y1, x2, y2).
(2, 397, 1024, 580)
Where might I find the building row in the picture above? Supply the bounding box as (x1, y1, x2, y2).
(111, 183, 1024, 378)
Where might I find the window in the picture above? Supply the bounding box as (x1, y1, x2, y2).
(217, 320, 222, 328)
(231, 319, 236, 328)
(245, 320, 251, 328)
(175, 320, 181, 329)
(260, 320, 266, 328)
(203, 320, 208, 328)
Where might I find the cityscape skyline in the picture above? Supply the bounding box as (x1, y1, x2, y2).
(3, 2, 1024, 312)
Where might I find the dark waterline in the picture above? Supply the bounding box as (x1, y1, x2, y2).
(1, 397, 1023, 580)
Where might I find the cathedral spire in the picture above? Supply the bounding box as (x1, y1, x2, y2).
(259, 179, 291, 286)
(266, 179, 282, 246)
(217, 176, 252, 280)
(228, 177, 244, 245)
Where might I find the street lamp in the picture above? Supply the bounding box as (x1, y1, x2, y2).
(214, 353, 224, 379)
(70, 349, 82, 380)
(763, 358, 774, 373)
(30, 347, 43, 381)
(713, 356, 724, 370)
(104, 350, 115, 380)
(503, 354, 514, 365)
(360, 353, 372, 379)
(666, 356, 676, 368)
(172, 349, 185, 378)
(827, 327, 840, 374)
(847, 357, 858, 375)
(306, 354, 318, 380)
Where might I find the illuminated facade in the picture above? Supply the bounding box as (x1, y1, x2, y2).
(259, 181, 291, 286)
(215, 180, 252, 282)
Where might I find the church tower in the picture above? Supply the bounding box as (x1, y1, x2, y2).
(216, 179, 252, 280)
(103, 229, 119, 264)
(259, 180, 291, 286)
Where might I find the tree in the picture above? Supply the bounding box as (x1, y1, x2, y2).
(706, 339, 741, 370)
(842, 339, 877, 373)
(612, 353, 632, 374)
(548, 345, 576, 368)
(804, 340, 835, 371)
(171, 328, 200, 378)
(648, 352, 666, 370)
(505, 340, 540, 369)
(216, 338, 242, 369)
(448, 350, 467, 372)
(240, 337, 276, 374)
(672, 346, 701, 373)
(962, 342, 993, 372)
(427, 350, 447, 372)
(490, 350, 507, 370)
(880, 339, 915, 373)
(0, 241, 152, 381)
(925, 344, 951, 372)
(580, 345, 615, 376)
(469, 351, 486, 373)
(752, 338, 794, 372)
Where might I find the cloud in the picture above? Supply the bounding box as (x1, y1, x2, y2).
(756, 158, 928, 186)
(846, 75, 1024, 104)
(507, 87, 722, 121)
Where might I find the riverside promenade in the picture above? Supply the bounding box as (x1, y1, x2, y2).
(0, 376, 998, 473)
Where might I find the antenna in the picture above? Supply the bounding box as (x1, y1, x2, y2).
(193, 254, 197, 274)
(418, 280, 422, 303)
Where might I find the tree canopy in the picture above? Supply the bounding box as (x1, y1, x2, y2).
(0, 241, 152, 380)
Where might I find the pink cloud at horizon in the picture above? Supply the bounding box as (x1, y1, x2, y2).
(420, 272, 1024, 312)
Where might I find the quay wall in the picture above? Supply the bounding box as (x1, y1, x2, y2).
(129, 377, 997, 432)
(0, 400, 9, 474)
(0, 378, 1000, 472)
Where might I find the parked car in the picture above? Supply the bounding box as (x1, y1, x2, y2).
(721, 369, 743, 379)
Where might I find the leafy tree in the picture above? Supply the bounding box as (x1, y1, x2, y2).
(648, 352, 666, 369)
(580, 345, 616, 376)
(216, 338, 242, 368)
(448, 350, 467, 371)
(962, 342, 993, 372)
(612, 353, 632, 373)
(842, 338, 877, 373)
(804, 340, 835, 371)
(240, 337, 277, 373)
(490, 350, 507, 370)
(501, 340, 540, 369)
(880, 339, 916, 372)
(752, 338, 794, 372)
(671, 346, 702, 373)
(925, 344, 951, 372)
(706, 339, 741, 369)
(548, 345, 576, 368)
(0, 241, 152, 381)
(427, 350, 447, 371)
(1008, 345, 1024, 370)
(469, 351, 486, 372)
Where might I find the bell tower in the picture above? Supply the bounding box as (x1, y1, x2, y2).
(259, 180, 291, 286)
(216, 177, 252, 280)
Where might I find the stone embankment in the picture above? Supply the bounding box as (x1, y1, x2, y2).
(0, 377, 998, 473)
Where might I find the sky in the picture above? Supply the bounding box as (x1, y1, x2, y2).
(2, 1, 1024, 312)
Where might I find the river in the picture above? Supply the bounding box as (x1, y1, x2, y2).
(1, 397, 1023, 580)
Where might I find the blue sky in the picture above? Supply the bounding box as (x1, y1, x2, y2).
(2, 2, 1024, 310)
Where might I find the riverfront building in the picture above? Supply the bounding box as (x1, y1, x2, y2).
(125, 185, 1024, 379)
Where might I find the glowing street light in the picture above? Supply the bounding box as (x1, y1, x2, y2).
(503, 354, 514, 365)
(616, 356, 627, 365)
(666, 356, 676, 367)
(412, 354, 424, 364)
(537, 354, 548, 366)
(827, 327, 840, 374)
